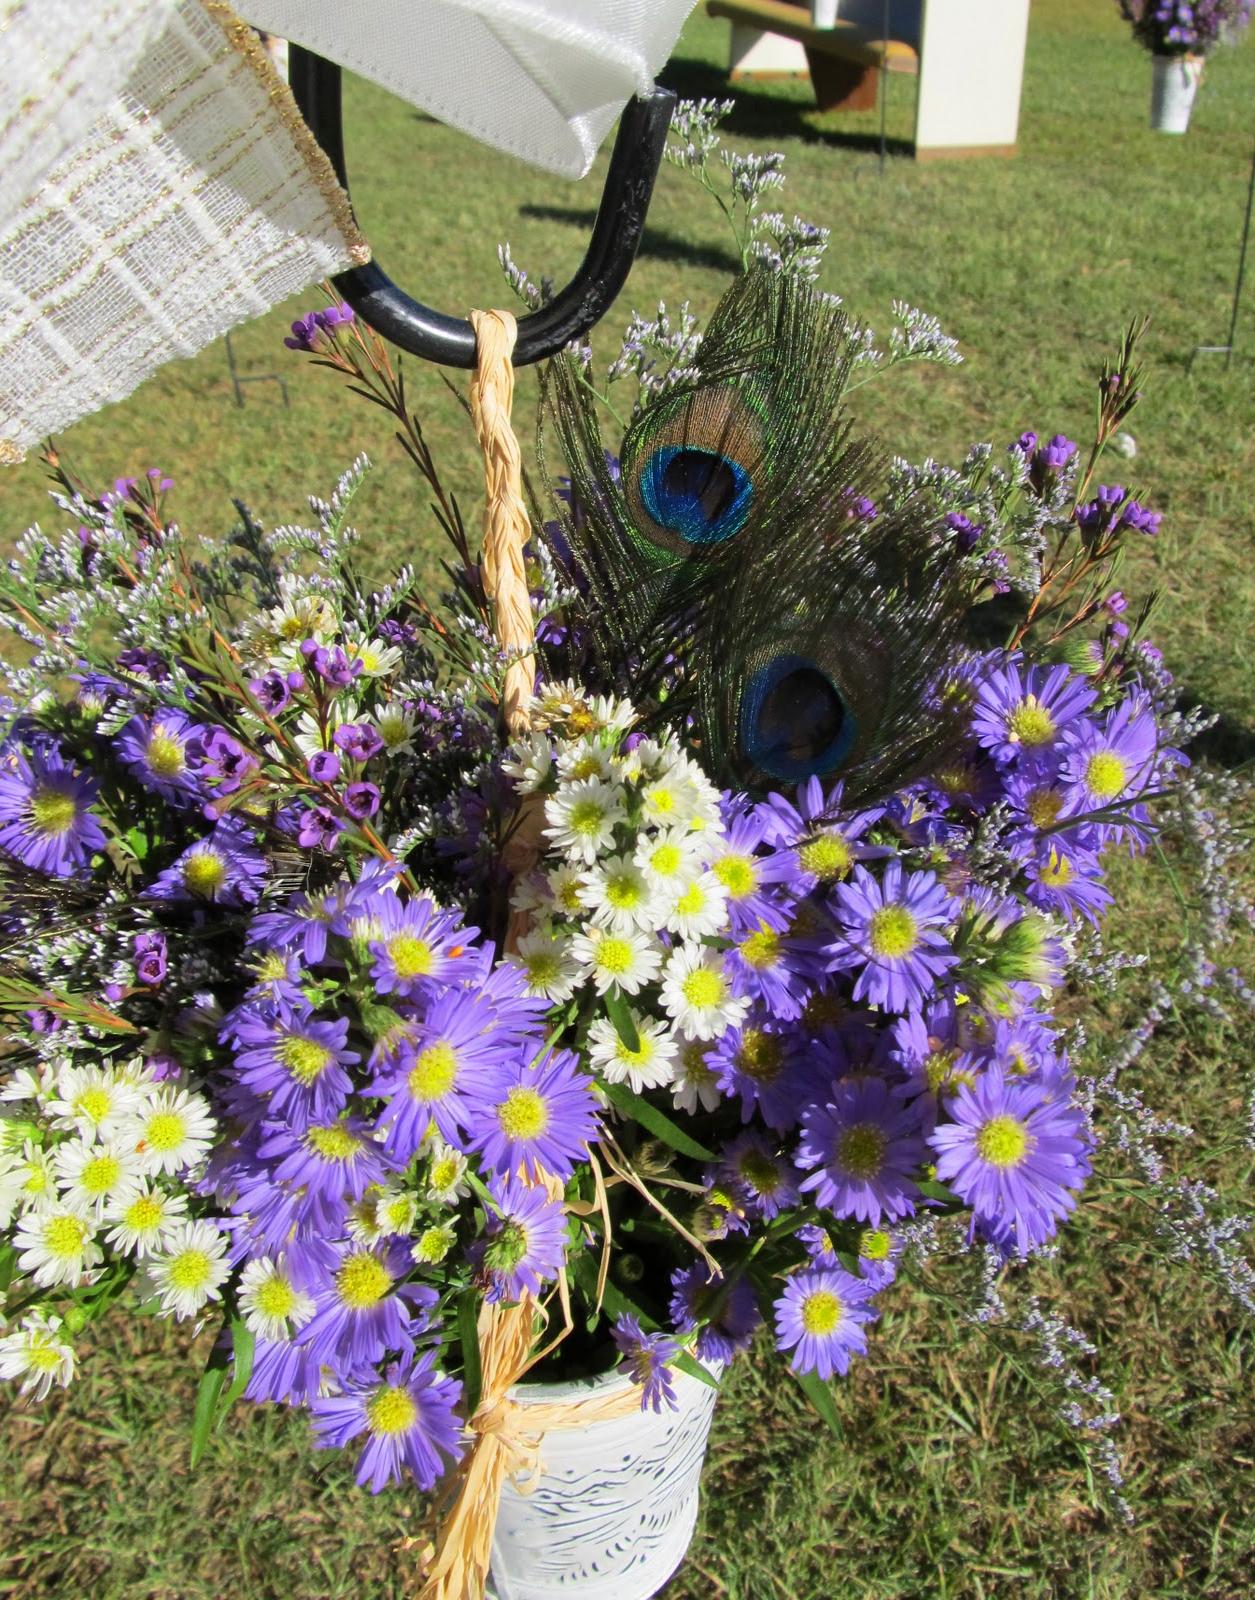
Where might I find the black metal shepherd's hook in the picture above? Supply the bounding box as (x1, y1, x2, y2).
(288, 47, 675, 368)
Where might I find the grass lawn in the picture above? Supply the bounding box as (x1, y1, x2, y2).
(1, 2, 1253, 1597)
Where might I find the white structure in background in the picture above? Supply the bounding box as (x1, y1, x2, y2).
(720, 0, 1032, 159)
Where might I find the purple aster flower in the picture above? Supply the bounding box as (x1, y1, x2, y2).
(723, 919, 818, 1022)
(334, 723, 385, 763)
(773, 1264, 878, 1379)
(369, 989, 504, 1157)
(1023, 842, 1112, 924)
(475, 1177, 567, 1303)
(298, 1238, 435, 1372)
(248, 884, 344, 965)
(1059, 695, 1180, 845)
(826, 861, 957, 1014)
(1000, 754, 1080, 851)
(146, 818, 266, 905)
(367, 890, 473, 1000)
(245, 1335, 326, 1405)
(462, 1046, 599, 1181)
(230, 1001, 358, 1129)
(709, 807, 796, 934)
(284, 311, 323, 351)
(255, 1114, 392, 1235)
(133, 931, 167, 986)
(972, 659, 1097, 765)
(0, 742, 106, 876)
(310, 1350, 462, 1494)
(248, 670, 292, 714)
(670, 1262, 760, 1365)
(756, 778, 887, 885)
(613, 1314, 680, 1413)
(297, 804, 345, 851)
(71, 669, 127, 718)
(115, 710, 204, 806)
(719, 1131, 799, 1220)
(855, 1226, 903, 1290)
(709, 1018, 811, 1134)
(345, 782, 381, 820)
(928, 1065, 1092, 1256)
(797, 1076, 927, 1224)
(188, 726, 257, 796)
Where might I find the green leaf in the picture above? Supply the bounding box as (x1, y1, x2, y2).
(600, 1081, 715, 1162)
(123, 826, 150, 861)
(673, 1349, 720, 1391)
(0, 1243, 15, 1295)
(214, 1319, 255, 1430)
(458, 1288, 483, 1416)
(791, 1366, 843, 1441)
(916, 1178, 964, 1207)
(189, 1348, 230, 1469)
(603, 989, 640, 1053)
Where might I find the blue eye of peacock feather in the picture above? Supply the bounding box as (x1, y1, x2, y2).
(740, 654, 857, 782)
(638, 446, 753, 545)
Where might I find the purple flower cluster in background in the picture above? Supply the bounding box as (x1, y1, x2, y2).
(1117, 0, 1253, 54)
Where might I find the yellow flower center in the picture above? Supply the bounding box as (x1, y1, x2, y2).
(800, 1289, 843, 1336)
(713, 854, 755, 899)
(858, 1228, 891, 1261)
(74, 1086, 111, 1124)
(681, 967, 725, 1009)
(429, 1155, 462, 1191)
(279, 1034, 334, 1085)
(80, 1152, 122, 1194)
(1026, 787, 1064, 828)
(605, 871, 643, 910)
(975, 1114, 1031, 1168)
(414, 1225, 455, 1263)
(498, 1086, 549, 1141)
(868, 905, 918, 959)
(388, 934, 434, 979)
(736, 1027, 782, 1083)
(28, 1346, 63, 1372)
(169, 1249, 211, 1291)
(568, 799, 607, 837)
(925, 1048, 959, 1093)
(305, 1123, 362, 1162)
(146, 730, 186, 778)
(1039, 849, 1075, 888)
(646, 785, 677, 816)
(650, 842, 682, 876)
(673, 882, 707, 917)
(182, 850, 227, 897)
(837, 1122, 887, 1179)
(45, 1214, 88, 1257)
(595, 936, 634, 977)
(146, 1111, 186, 1152)
(366, 1385, 416, 1435)
(739, 924, 781, 971)
(336, 1251, 392, 1308)
(124, 1194, 165, 1231)
(1007, 697, 1056, 747)
(557, 879, 584, 914)
(739, 1150, 782, 1194)
(1084, 750, 1129, 801)
(256, 1276, 298, 1318)
(798, 831, 854, 881)
(680, 1041, 718, 1086)
(525, 952, 561, 987)
(408, 1042, 458, 1101)
(569, 754, 603, 781)
(29, 786, 77, 836)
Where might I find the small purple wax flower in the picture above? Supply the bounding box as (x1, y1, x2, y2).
(613, 1314, 680, 1413)
(284, 311, 322, 351)
(307, 750, 342, 784)
(1105, 591, 1128, 616)
(333, 723, 385, 763)
(1034, 433, 1077, 474)
(189, 727, 257, 795)
(377, 618, 417, 648)
(133, 931, 168, 987)
(25, 1007, 62, 1035)
(945, 511, 983, 552)
(0, 743, 106, 877)
(248, 671, 292, 714)
(773, 1263, 878, 1379)
(297, 805, 345, 851)
(316, 303, 356, 332)
(116, 647, 169, 683)
(344, 782, 381, 821)
(310, 646, 364, 688)
(1120, 499, 1161, 536)
(1011, 430, 1037, 455)
(309, 1351, 462, 1494)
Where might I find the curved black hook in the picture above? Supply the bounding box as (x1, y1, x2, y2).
(288, 47, 675, 368)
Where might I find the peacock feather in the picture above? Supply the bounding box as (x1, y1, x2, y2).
(539, 268, 973, 804)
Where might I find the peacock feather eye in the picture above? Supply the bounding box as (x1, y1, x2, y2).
(739, 653, 857, 782)
(638, 444, 752, 545)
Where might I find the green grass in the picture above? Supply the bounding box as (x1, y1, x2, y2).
(2, 2, 1253, 1596)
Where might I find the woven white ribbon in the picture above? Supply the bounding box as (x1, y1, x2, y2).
(240, 0, 697, 178)
(0, 0, 369, 464)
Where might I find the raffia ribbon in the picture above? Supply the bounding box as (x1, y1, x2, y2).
(417, 318, 635, 1600)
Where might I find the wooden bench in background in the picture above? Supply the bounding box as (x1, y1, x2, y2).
(706, 0, 918, 113)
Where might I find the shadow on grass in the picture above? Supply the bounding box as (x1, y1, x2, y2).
(517, 205, 742, 275)
(1178, 701, 1255, 769)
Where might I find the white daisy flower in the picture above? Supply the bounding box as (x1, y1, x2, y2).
(344, 636, 403, 678)
(501, 732, 555, 794)
(376, 1186, 419, 1238)
(545, 863, 589, 920)
(103, 1182, 188, 1258)
(510, 927, 583, 1002)
(133, 1087, 217, 1178)
(424, 1138, 470, 1204)
(660, 945, 749, 1041)
(555, 736, 616, 784)
(635, 829, 704, 893)
(374, 702, 419, 756)
(294, 704, 359, 761)
(588, 1011, 679, 1093)
(142, 1220, 231, 1321)
(0, 1140, 57, 1226)
(663, 872, 730, 941)
(530, 679, 586, 728)
(671, 1038, 725, 1115)
(53, 1137, 145, 1220)
(589, 693, 638, 735)
(638, 769, 702, 830)
(238, 1256, 316, 1342)
(47, 1062, 147, 1143)
(543, 777, 627, 864)
(14, 1206, 103, 1288)
(0, 1311, 76, 1400)
(509, 870, 554, 917)
(0, 1062, 57, 1105)
(412, 1224, 457, 1265)
(569, 926, 663, 996)
(579, 854, 658, 933)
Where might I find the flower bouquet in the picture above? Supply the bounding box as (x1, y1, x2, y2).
(1, 101, 1251, 1600)
(1116, 1, 1252, 130)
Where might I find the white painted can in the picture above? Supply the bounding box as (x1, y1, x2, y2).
(486, 1362, 721, 1600)
(1150, 53, 1204, 134)
(811, 0, 840, 27)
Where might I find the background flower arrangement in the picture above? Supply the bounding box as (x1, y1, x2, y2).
(1116, 0, 1253, 55)
(0, 97, 1251, 1572)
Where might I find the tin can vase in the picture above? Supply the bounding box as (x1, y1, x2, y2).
(811, 0, 840, 24)
(1150, 53, 1204, 134)
(486, 1362, 722, 1600)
